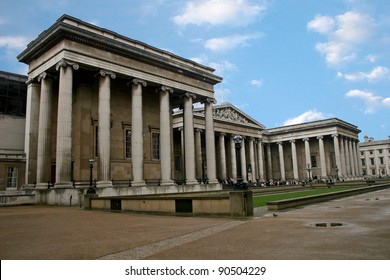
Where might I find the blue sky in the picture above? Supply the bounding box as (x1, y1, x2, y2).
(1, 0, 389, 141)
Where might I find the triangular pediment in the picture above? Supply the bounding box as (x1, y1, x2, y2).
(194, 103, 266, 129)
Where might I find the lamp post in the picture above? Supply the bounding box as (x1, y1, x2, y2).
(87, 159, 96, 194)
(233, 135, 247, 190)
(306, 164, 312, 182)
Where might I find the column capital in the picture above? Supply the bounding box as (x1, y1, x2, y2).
(331, 134, 339, 138)
(158, 86, 174, 93)
(195, 128, 203, 133)
(256, 138, 263, 143)
(302, 137, 310, 142)
(277, 141, 283, 145)
(185, 92, 196, 99)
(131, 78, 147, 87)
(55, 59, 79, 71)
(202, 97, 216, 104)
(317, 135, 324, 140)
(289, 139, 296, 143)
(219, 132, 226, 137)
(37, 71, 55, 82)
(97, 69, 116, 79)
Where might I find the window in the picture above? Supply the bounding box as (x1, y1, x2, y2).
(378, 149, 383, 154)
(152, 132, 160, 160)
(379, 157, 384, 165)
(311, 155, 317, 168)
(6, 167, 18, 188)
(175, 154, 181, 172)
(361, 159, 366, 166)
(125, 129, 131, 159)
(370, 158, 375, 166)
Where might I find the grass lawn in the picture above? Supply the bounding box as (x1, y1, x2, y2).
(253, 188, 354, 208)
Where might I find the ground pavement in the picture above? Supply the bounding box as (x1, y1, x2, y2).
(0, 189, 389, 260)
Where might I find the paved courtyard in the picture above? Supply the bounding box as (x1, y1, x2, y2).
(0, 189, 389, 260)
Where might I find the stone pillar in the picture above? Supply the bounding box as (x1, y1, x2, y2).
(303, 138, 311, 179)
(317, 136, 327, 179)
(159, 86, 174, 186)
(131, 79, 147, 187)
(266, 144, 272, 180)
(277, 142, 285, 181)
(183, 93, 198, 185)
(36, 72, 53, 188)
(352, 140, 361, 177)
(241, 137, 247, 182)
(96, 70, 115, 187)
(55, 60, 78, 188)
(219, 133, 227, 180)
(348, 139, 356, 178)
(344, 137, 351, 177)
(248, 137, 256, 182)
(339, 136, 347, 179)
(195, 128, 203, 180)
(204, 98, 218, 184)
(256, 139, 265, 182)
(290, 139, 299, 180)
(332, 134, 342, 180)
(364, 150, 370, 176)
(230, 135, 237, 180)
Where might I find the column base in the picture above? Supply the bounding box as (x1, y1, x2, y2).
(207, 178, 219, 184)
(185, 179, 199, 185)
(131, 180, 146, 187)
(36, 183, 52, 189)
(54, 181, 73, 189)
(96, 180, 113, 188)
(160, 180, 174, 187)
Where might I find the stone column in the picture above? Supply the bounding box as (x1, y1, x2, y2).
(277, 142, 286, 181)
(364, 150, 370, 176)
(248, 137, 256, 182)
(339, 136, 347, 179)
(219, 133, 227, 180)
(195, 128, 203, 180)
(55, 60, 78, 188)
(348, 139, 356, 178)
(332, 134, 342, 180)
(183, 93, 198, 185)
(352, 140, 361, 177)
(24, 79, 40, 186)
(317, 136, 327, 179)
(344, 137, 351, 177)
(159, 86, 174, 186)
(131, 79, 147, 187)
(266, 144, 272, 180)
(230, 135, 237, 180)
(241, 137, 247, 182)
(256, 139, 265, 182)
(204, 98, 218, 184)
(36, 72, 53, 188)
(303, 138, 311, 179)
(96, 70, 115, 187)
(290, 139, 299, 180)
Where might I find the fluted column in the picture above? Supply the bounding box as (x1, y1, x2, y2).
(266, 144, 272, 180)
(317, 136, 327, 179)
(256, 139, 265, 182)
(290, 139, 299, 180)
(348, 139, 356, 178)
(195, 128, 203, 180)
(277, 142, 285, 181)
(241, 137, 247, 182)
(344, 137, 351, 177)
(352, 140, 361, 177)
(183, 93, 198, 185)
(303, 138, 311, 179)
(332, 134, 342, 179)
(131, 78, 147, 187)
(339, 136, 347, 178)
(247, 137, 255, 182)
(204, 98, 218, 184)
(55, 60, 78, 187)
(36, 72, 53, 188)
(159, 86, 174, 186)
(230, 135, 237, 180)
(96, 70, 115, 187)
(218, 133, 227, 180)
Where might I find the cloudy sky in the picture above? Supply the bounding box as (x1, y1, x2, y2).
(1, 0, 389, 141)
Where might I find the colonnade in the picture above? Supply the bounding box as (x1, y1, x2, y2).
(25, 59, 219, 188)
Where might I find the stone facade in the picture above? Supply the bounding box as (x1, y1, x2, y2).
(359, 136, 390, 178)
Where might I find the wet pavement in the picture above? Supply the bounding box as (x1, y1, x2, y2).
(0, 189, 389, 260)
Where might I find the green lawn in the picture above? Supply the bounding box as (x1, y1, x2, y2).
(253, 188, 354, 208)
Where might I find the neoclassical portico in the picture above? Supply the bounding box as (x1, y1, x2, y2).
(19, 15, 222, 193)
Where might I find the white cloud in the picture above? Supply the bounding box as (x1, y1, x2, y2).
(345, 89, 390, 113)
(283, 109, 330, 126)
(0, 36, 28, 50)
(172, 0, 266, 27)
(308, 11, 374, 67)
(204, 33, 262, 52)
(337, 66, 390, 82)
(250, 79, 263, 87)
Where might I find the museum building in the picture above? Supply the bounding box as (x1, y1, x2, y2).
(3, 15, 363, 203)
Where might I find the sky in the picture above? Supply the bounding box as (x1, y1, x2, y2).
(1, 0, 389, 141)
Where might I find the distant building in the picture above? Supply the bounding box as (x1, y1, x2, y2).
(359, 136, 390, 178)
(0, 70, 27, 190)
